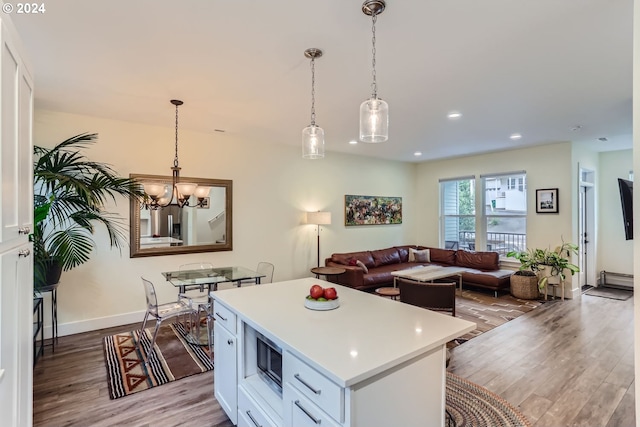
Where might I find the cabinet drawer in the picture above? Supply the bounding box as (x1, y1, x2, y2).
(284, 383, 341, 427)
(213, 301, 236, 334)
(238, 385, 278, 427)
(284, 351, 343, 422)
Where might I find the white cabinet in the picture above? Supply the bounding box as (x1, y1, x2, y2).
(0, 11, 34, 427)
(211, 279, 474, 427)
(0, 16, 33, 245)
(213, 302, 238, 425)
(0, 243, 34, 427)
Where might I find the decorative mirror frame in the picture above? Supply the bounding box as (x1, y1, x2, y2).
(129, 174, 233, 257)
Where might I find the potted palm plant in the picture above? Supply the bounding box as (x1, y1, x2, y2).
(33, 133, 143, 289)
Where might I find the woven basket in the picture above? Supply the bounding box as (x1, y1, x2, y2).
(510, 272, 539, 300)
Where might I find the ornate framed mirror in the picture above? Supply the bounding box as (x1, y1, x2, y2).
(129, 174, 233, 257)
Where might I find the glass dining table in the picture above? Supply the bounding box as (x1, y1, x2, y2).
(161, 265, 266, 293)
(161, 266, 265, 346)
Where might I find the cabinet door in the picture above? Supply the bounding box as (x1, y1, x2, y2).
(0, 18, 33, 245)
(214, 321, 237, 424)
(0, 243, 34, 427)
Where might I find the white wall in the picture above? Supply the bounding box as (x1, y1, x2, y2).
(597, 149, 633, 276)
(415, 143, 577, 294)
(34, 109, 417, 335)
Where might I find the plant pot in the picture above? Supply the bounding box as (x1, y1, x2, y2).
(510, 271, 539, 300)
(35, 258, 62, 290)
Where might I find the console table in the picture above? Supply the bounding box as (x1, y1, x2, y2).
(211, 278, 475, 427)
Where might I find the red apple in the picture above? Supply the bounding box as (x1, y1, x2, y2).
(323, 287, 338, 300)
(309, 284, 324, 299)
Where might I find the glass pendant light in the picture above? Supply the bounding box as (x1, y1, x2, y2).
(302, 48, 325, 159)
(360, 0, 389, 143)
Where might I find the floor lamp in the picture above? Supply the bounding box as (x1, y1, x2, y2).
(306, 211, 332, 268)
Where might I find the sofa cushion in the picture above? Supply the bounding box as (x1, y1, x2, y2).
(409, 248, 430, 263)
(371, 247, 401, 267)
(331, 251, 375, 268)
(424, 247, 456, 265)
(456, 250, 499, 271)
(394, 245, 415, 263)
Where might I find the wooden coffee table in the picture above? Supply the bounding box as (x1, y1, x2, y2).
(375, 287, 400, 300)
(391, 265, 465, 294)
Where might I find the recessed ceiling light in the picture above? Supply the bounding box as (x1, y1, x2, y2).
(349, 140, 358, 145)
(447, 112, 462, 119)
(510, 133, 522, 140)
(414, 151, 422, 156)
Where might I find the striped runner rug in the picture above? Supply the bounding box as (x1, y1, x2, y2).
(102, 322, 213, 399)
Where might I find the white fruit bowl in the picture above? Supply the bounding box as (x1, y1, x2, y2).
(304, 297, 340, 311)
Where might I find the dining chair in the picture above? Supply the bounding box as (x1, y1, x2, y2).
(139, 277, 197, 365)
(237, 261, 274, 286)
(178, 262, 214, 344)
(397, 278, 456, 316)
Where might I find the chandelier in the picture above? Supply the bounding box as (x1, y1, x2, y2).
(302, 48, 325, 159)
(142, 100, 209, 209)
(359, 0, 389, 143)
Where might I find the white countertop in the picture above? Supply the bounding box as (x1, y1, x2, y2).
(211, 277, 475, 387)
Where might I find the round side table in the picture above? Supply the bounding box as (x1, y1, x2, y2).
(375, 287, 400, 301)
(310, 266, 346, 282)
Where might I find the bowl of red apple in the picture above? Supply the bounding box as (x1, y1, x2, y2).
(305, 284, 340, 310)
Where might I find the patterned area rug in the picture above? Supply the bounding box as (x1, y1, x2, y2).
(102, 322, 213, 399)
(448, 289, 546, 348)
(446, 372, 531, 427)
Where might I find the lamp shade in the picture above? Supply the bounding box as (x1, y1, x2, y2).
(194, 186, 211, 198)
(306, 211, 331, 225)
(359, 97, 389, 143)
(175, 182, 198, 198)
(302, 125, 325, 159)
(144, 183, 168, 198)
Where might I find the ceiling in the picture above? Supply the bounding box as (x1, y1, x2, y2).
(10, 0, 633, 163)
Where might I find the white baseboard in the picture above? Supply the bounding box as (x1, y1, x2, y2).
(44, 310, 146, 339)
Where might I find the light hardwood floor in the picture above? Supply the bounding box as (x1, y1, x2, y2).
(33, 291, 634, 427)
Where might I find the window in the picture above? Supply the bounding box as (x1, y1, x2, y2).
(482, 172, 527, 255)
(439, 172, 527, 256)
(440, 177, 475, 251)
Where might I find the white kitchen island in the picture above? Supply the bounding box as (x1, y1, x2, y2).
(211, 277, 475, 427)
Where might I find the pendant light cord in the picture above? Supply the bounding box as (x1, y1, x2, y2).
(173, 103, 180, 168)
(370, 13, 378, 99)
(310, 55, 317, 126)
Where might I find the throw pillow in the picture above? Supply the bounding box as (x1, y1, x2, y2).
(356, 260, 369, 273)
(409, 248, 430, 263)
(348, 258, 358, 266)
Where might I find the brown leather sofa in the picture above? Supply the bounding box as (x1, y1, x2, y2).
(324, 245, 513, 295)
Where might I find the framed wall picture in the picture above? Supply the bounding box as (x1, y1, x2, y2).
(345, 195, 402, 226)
(536, 188, 558, 213)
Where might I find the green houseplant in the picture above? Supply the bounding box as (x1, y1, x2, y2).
(506, 248, 546, 299)
(536, 241, 580, 290)
(507, 240, 580, 293)
(33, 133, 143, 288)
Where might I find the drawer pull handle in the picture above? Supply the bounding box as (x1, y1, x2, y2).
(18, 249, 30, 257)
(215, 312, 227, 321)
(18, 226, 30, 234)
(294, 373, 321, 395)
(246, 410, 262, 427)
(227, 339, 233, 345)
(295, 400, 321, 425)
